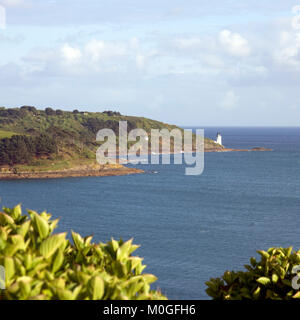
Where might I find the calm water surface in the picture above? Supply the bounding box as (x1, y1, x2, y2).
(1, 127, 300, 299)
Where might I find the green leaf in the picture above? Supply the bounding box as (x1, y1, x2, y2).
(0, 212, 14, 226)
(257, 277, 271, 286)
(250, 257, 257, 267)
(0, 226, 8, 240)
(128, 282, 144, 297)
(130, 257, 143, 271)
(253, 286, 261, 299)
(89, 276, 104, 300)
(84, 235, 93, 246)
(30, 281, 44, 297)
(57, 288, 74, 300)
(128, 244, 140, 255)
(52, 248, 64, 273)
(136, 263, 146, 275)
(11, 234, 25, 248)
(4, 234, 26, 256)
(4, 257, 15, 282)
(71, 230, 84, 250)
(31, 211, 50, 240)
(72, 285, 83, 300)
(0, 236, 7, 250)
(39, 233, 66, 259)
(117, 238, 133, 260)
(17, 220, 30, 238)
(11, 204, 22, 220)
(272, 273, 279, 284)
(18, 276, 32, 297)
(257, 250, 270, 259)
(142, 274, 157, 284)
(24, 254, 32, 270)
(49, 219, 59, 234)
(111, 238, 119, 252)
(286, 246, 293, 257)
(293, 291, 300, 299)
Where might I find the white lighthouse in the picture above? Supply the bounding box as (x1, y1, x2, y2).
(215, 132, 222, 145)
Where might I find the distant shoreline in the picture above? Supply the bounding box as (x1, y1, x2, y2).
(0, 147, 272, 180)
(206, 147, 273, 152)
(0, 166, 144, 180)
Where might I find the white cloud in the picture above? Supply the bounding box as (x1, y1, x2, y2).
(174, 37, 203, 49)
(84, 39, 127, 62)
(61, 44, 82, 63)
(0, 5, 5, 29)
(219, 29, 251, 57)
(129, 37, 139, 49)
(273, 30, 300, 70)
(219, 90, 239, 110)
(136, 53, 145, 69)
(0, 0, 27, 7)
(24, 38, 149, 77)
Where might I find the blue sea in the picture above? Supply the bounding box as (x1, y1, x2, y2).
(1, 127, 300, 299)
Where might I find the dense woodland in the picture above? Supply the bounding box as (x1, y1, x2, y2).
(0, 134, 57, 166)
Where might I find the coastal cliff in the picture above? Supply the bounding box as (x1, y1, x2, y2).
(0, 106, 271, 179)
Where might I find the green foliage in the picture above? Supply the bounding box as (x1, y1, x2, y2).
(0, 134, 57, 166)
(206, 247, 300, 300)
(0, 106, 223, 169)
(0, 130, 18, 139)
(103, 111, 121, 116)
(0, 205, 166, 300)
(45, 108, 56, 116)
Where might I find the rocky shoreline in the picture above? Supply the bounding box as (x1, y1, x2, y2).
(0, 166, 144, 180)
(205, 147, 273, 152)
(0, 147, 272, 180)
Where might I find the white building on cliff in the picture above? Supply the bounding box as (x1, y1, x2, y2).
(215, 132, 222, 146)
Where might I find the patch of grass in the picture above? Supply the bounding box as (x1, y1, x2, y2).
(14, 157, 97, 172)
(0, 130, 18, 139)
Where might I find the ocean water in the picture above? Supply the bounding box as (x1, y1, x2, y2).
(0, 127, 300, 300)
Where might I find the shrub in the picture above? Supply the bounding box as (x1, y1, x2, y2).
(206, 247, 300, 300)
(45, 108, 56, 116)
(103, 111, 121, 117)
(20, 106, 37, 114)
(0, 205, 167, 300)
(56, 110, 64, 116)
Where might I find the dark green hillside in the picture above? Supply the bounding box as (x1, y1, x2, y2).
(0, 106, 221, 170)
(0, 106, 179, 137)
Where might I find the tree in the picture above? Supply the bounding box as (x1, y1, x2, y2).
(20, 106, 37, 114)
(35, 134, 57, 156)
(103, 111, 121, 116)
(0, 135, 33, 165)
(0, 134, 57, 165)
(45, 107, 56, 116)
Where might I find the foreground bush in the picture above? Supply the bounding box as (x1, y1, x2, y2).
(0, 205, 166, 300)
(206, 247, 300, 300)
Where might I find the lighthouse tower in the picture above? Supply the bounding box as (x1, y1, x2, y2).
(215, 132, 222, 145)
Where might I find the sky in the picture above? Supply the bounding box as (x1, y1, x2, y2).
(0, 0, 300, 126)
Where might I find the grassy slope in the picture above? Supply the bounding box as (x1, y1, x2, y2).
(0, 110, 176, 135)
(0, 129, 19, 139)
(0, 107, 222, 171)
